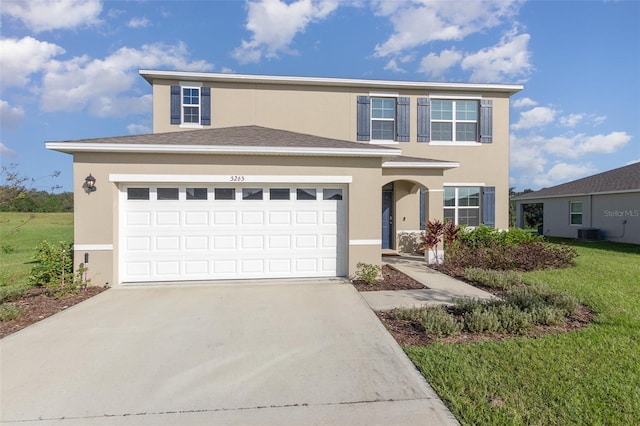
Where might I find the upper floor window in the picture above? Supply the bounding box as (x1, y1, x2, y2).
(357, 96, 409, 143)
(431, 100, 478, 142)
(418, 98, 492, 144)
(371, 98, 396, 140)
(182, 87, 200, 124)
(170, 84, 211, 127)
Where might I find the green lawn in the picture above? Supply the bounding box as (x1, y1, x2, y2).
(0, 212, 73, 289)
(406, 240, 640, 425)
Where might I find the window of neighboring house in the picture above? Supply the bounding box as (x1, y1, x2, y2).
(431, 100, 478, 142)
(182, 87, 200, 124)
(570, 201, 583, 225)
(443, 187, 480, 226)
(371, 98, 396, 140)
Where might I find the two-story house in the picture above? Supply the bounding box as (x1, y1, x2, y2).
(46, 70, 522, 286)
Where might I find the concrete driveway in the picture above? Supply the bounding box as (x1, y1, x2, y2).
(1, 281, 457, 425)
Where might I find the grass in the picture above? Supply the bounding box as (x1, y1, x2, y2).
(0, 212, 73, 293)
(406, 239, 640, 425)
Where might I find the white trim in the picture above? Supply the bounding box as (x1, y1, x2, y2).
(179, 81, 202, 87)
(369, 91, 399, 97)
(110, 174, 353, 184)
(383, 161, 459, 169)
(370, 140, 399, 145)
(428, 189, 445, 193)
(443, 182, 486, 187)
(74, 244, 113, 251)
(428, 142, 482, 147)
(179, 123, 203, 129)
(349, 239, 382, 246)
(46, 142, 401, 158)
(429, 93, 483, 100)
(139, 70, 524, 94)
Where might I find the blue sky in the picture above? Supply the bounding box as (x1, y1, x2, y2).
(1, 0, 638, 193)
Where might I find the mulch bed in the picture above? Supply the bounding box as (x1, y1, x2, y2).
(377, 303, 595, 347)
(0, 286, 106, 339)
(351, 264, 427, 291)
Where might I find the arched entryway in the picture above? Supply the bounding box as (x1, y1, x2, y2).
(381, 179, 428, 253)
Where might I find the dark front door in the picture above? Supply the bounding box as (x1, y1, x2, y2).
(382, 187, 394, 249)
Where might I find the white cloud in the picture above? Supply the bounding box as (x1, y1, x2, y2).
(373, 0, 522, 57)
(40, 42, 213, 116)
(0, 37, 65, 88)
(232, 0, 340, 64)
(383, 59, 405, 73)
(540, 132, 631, 159)
(418, 49, 462, 78)
(127, 123, 152, 134)
(0, 100, 25, 128)
(533, 162, 596, 188)
(127, 17, 149, 28)
(510, 133, 547, 175)
(559, 113, 584, 128)
(512, 97, 537, 108)
(0, 142, 16, 157)
(461, 29, 532, 83)
(0, 0, 102, 32)
(512, 106, 557, 130)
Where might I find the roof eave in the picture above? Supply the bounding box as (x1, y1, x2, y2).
(514, 188, 640, 201)
(45, 142, 402, 158)
(382, 161, 460, 169)
(139, 70, 524, 95)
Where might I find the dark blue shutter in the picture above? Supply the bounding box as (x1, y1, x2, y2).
(357, 96, 370, 141)
(170, 85, 181, 124)
(480, 99, 493, 143)
(417, 98, 430, 142)
(482, 186, 495, 227)
(396, 97, 410, 142)
(200, 86, 211, 125)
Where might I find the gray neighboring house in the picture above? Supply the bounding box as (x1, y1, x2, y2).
(514, 162, 640, 245)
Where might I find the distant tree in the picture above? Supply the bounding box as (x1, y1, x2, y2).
(0, 163, 68, 212)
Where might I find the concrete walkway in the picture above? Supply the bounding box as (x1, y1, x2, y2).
(361, 256, 496, 311)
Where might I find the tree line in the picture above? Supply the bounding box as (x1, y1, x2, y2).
(0, 163, 73, 212)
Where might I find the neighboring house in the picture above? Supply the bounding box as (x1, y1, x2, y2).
(514, 162, 640, 245)
(46, 70, 522, 285)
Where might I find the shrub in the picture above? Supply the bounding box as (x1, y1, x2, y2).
(464, 307, 500, 333)
(530, 305, 565, 326)
(463, 268, 522, 289)
(492, 304, 533, 334)
(396, 306, 462, 337)
(0, 284, 30, 303)
(354, 262, 381, 285)
(444, 240, 577, 273)
(29, 240, 74, 287)
(0, 303, 23, 322)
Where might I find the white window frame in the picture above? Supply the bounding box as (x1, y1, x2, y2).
(570, 201, 583, 226)
(430, 98, 480, 143)
(370, 96, 397, 143)
(180, 82, 202, 128)
(443, 186, 481, 226)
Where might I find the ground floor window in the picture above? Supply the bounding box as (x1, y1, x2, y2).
(570, 201, 583, 225)
(444, 187, 480, 226)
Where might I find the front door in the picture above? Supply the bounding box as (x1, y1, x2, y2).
(382, 185, 394, 249)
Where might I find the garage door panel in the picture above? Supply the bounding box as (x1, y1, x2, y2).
(184, 211, 208, 226)
(121, 184, 343, 283)
(241, 211, 264, 225)
(156, 211, 180, 226)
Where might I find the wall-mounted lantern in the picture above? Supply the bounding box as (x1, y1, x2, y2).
(85, 174, 97, 192)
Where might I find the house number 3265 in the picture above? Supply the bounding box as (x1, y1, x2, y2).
(230, 175, 245, 182)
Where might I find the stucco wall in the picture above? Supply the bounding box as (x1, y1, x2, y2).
(151, 79, 512, 229)
(520, 192, 640, 245)
(72, 152, 383, 285)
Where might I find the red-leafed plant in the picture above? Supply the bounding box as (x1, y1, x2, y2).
(420, 219, 445, 264)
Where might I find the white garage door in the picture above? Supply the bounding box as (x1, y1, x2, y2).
(119, 184, 346, 283)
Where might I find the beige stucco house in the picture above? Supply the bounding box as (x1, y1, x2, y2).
(46, 70, 522, 286)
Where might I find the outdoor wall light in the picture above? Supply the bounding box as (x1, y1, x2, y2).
(85, 174, 97, 192)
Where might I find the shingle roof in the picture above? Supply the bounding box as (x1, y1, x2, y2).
(46, 125, 398, 151)
(515, 162, 640, 200)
